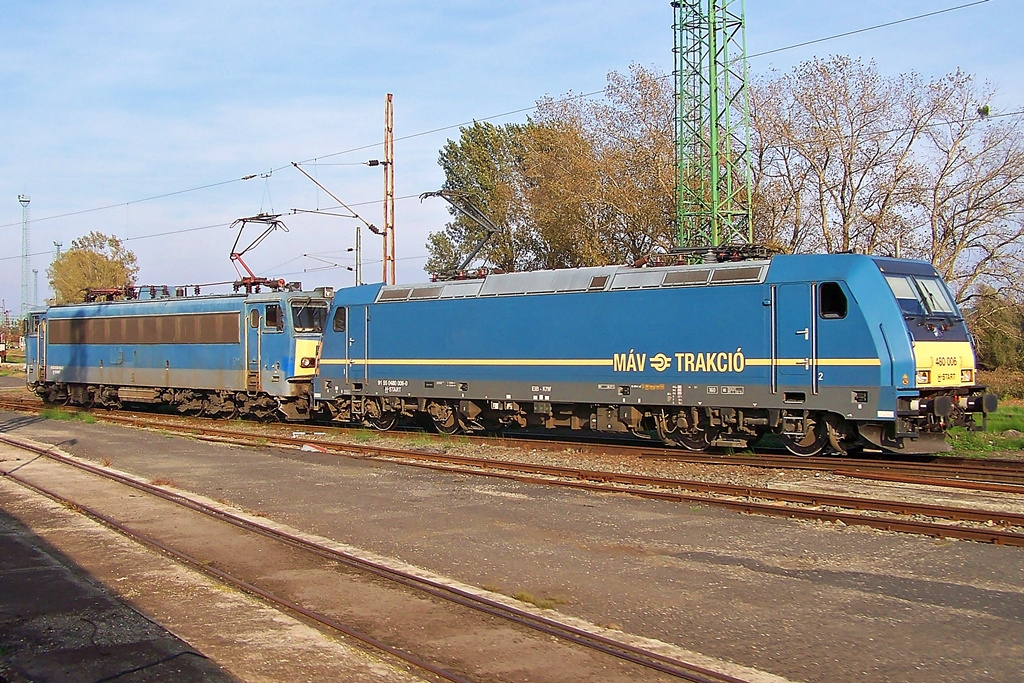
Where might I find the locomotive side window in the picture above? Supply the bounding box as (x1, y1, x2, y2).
(819, 282, 847, 319)
(50, 313, 239, 344)
(264, 304, 283, 331)
(249, 310, 260, 328)
(332, 308, 347, 333)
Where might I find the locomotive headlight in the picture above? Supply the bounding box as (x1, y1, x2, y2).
(300, 357, 317, 369)
(961, 368, 974, 384)
(916, 370, 931, 385)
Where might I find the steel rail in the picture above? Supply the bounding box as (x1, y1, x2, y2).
(5, 398, 1024, 544)
(3, 393, 1024, 485)
(0, 433, 749, 683)
(378, 457, 1024, 546)
(101, 418, 1024, 531)
(0, 458, 471, 683)
(127, 422, 1024, 545)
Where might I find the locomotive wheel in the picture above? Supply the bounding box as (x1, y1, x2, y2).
(183, 403, 206, 417)
(207, 397, 238, 420)
(428, 401, 462, 434)
(368, 412, 400, 431)
(254, 408, 280, 423)
(674, 428, 715, 452)
(781, 415, 829, 457)
(433, 413, 461, 434)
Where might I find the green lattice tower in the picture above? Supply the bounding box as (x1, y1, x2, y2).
(673, 0, 752, 248)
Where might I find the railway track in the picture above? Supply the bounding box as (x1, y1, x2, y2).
(3, 394, 1023, 547)
(0, 432, 751, 683)
(3, 391, 1024, 487)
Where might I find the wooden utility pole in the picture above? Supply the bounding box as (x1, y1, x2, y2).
(382, 93, 396, 285)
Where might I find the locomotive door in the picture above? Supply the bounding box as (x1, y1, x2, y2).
(244, 304, 262, 392)
(774, 283, 816, 394)
(35, 316, 46, 383)
(345, 305, 369, 387)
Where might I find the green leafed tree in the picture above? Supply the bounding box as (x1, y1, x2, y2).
(47, 232, 139, 304)
(965, 287, 1024, 371)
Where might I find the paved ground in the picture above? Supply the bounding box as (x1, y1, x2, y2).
(0, 447, 439, 683)
(0, 504, 238, 683)
(1, 392, 1023, 681)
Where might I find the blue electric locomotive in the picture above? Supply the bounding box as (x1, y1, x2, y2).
(313, 253, 996, 455)
(25, 288, 332, 421)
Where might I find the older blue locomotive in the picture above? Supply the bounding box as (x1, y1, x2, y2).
(313, 253, 996, 455)
(25, 287, 332, 421)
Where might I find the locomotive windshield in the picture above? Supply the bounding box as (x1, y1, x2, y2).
(884, 274, 958, 318)
(291, 300, 329, 333)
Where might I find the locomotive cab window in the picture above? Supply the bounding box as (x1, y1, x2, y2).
(264, 304, 283, 331)
(292, 301, 328, 333)
(819, 282, 847, 319)
(249, 310, 260, 328)
(885, 274, 957, 317)
(332, 308, 347, 333)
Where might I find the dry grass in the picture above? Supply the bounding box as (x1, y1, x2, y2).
(979, 368, 1024, 399)
(512, 591, 566, 610)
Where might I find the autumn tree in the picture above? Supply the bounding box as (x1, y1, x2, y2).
(424, 121, 540, 275)
(47, 232, 139, 304)
(526, 65, 676, 268)
(425, 64, 676, 272)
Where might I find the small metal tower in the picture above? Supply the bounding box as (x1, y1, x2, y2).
(18, 195, 31, 318)
(672, 0, 752, 249)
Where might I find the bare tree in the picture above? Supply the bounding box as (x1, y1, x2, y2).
(750, 56, 941, 255)
(750, 57, 1024, 303)
(908, 72, 1024, 302)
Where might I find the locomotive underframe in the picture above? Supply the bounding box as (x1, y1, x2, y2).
(31, 379, 315, 422)
(315, 378, 995, 456)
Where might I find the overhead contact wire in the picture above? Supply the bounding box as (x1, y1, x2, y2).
(0, 0, 998, 235)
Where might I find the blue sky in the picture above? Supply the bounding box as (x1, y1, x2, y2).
(1, 0, 1021, 313)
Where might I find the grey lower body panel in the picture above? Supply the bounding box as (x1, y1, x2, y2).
(44, 365, 248, 393)
(316, 375, 887, 423)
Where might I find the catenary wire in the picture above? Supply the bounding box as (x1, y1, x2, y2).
(0, 0, 1001, 236)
